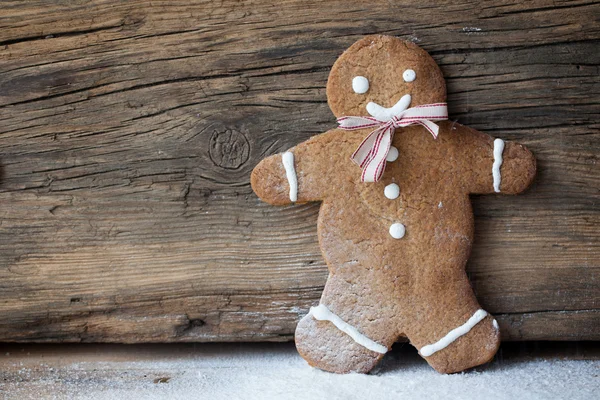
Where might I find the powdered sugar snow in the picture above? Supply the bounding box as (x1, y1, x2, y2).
(0, 343, 598, 400)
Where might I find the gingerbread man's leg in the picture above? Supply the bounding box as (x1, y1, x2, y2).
(405, 260, 500, 374)
(295, 271, 399, 374)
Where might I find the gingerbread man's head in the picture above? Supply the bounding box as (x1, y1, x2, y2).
(327, 35, 446, 120)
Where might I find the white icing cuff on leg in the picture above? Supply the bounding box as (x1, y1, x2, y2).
(281, 151, 298, 202)
(310, 304, 388, 354)
(492, 138, 505, 193)
(420, 309, 488, 357)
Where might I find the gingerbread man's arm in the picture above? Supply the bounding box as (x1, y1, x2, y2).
(452, 124, 536, 195)
(251, 129, 344, 205)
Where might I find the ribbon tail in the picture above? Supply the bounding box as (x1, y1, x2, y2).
(416, 120, 440, 139)
(360, 126, 393, 182)
(351, 125, 387, 168)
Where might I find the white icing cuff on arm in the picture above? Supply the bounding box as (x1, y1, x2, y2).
(310, 304, 388, 354)
(281, 151, 298, 202)
(492, 138, 505, 193)
(420, 309, 488, 357)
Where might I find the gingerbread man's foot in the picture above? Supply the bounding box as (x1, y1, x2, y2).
(295, 308, 386, 374)
(418, 312, 500, 374)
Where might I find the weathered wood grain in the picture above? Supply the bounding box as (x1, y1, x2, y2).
(0, 0, 598, 342)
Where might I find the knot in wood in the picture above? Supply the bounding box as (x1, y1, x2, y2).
(209, 129, 250, 169)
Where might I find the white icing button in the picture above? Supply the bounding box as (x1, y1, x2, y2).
(384, 183, 400, 200)
(389, 223, 405, 239)
(386, 146, 399, 162)
(403, 69, 416, 82)
(352, 76, 369, 94)
(493, 319, 499, 330)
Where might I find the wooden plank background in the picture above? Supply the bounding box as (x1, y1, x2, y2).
(0, 0, 598, 343)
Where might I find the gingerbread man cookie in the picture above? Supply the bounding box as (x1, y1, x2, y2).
(251, 35, 536, 374)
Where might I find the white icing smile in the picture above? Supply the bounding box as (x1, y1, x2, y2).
(366, 94, 411, 121)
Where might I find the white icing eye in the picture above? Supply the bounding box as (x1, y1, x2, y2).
(403, 69, 416, 82)
(352, 76, 369, 94)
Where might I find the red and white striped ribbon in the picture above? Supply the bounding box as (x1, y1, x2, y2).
(337, 103, 448, 182)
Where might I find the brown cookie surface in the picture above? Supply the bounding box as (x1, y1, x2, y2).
(251, 35, 536, 374)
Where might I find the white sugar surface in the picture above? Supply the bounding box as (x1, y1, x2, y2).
(1, 343, 598, 400)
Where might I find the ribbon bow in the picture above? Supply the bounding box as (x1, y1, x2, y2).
(337, 103, 448, 182)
